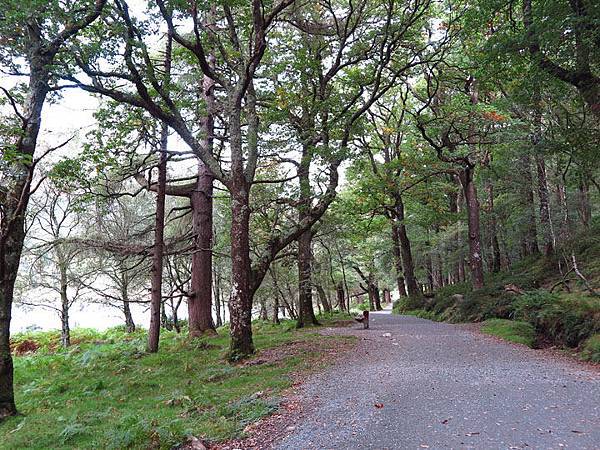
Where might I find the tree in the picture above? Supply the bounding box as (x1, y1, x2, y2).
(0, 0, 106, 419)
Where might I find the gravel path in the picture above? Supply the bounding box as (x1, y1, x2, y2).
(276, 310, 600, 450)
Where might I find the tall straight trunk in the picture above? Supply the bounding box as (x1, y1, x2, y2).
(1, 63, 50, 419)
(55, 244, 71, 348)
(228, 181, 254, 359)
(393, 195, 419, 296)
(147, 121, 168, 353)
(458, 167, 485, 289)
(531, 90, 555, 256)
(59, 264, 70, 348)
(578, 178, 591, 229)
(336, 282, 346, 311)
(535, 155, 555, 255)
(269, 267, 281, 323)
(189, 162, 216, 335)
(213, 270, 222, 328)
(519, 155, 540, 257)
(390, 223, 407, 297)
(485, 180, 502, 272)
(425, 253, 434, 293)
(147, 32, 172, 353)
(188, 45, 217, 335)
(555, 160, 571, 241)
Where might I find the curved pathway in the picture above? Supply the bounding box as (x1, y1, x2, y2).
(277, 310, 600, 449)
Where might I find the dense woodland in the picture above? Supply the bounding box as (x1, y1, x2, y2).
(0, 0, 598, 435)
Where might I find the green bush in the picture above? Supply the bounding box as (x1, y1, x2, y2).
(581, 334, 600, 363)
(513, 291, 600, 347)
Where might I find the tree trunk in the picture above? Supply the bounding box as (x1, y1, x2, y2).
(578, 178, 592, 229)
(0, 62, 51, 418)
(336, 282, 346, 311)
(390, 223, 407, 297)
(373, 280, 382, 311)
(228, 183, 254, 359)
(535, 155, 555, 255)
(269, 267, 281, 324)
(123, 299, 135, 333)
(393, 195, 420, 296)
(459, 167, 485, 289)
(120, 269, 135, 332)
(316, 284, 332, 313)
(296, 144, 319, 328)
(147, 122, 167, 352)
(189, 162, 216, 336)
(519, 155, 540, 257)
(485, 180, 502, 272)
(60, 275, 70, 348)
(147, 32, 172, 353)
(297, 229, 319, 327)
(213, 270, 222, 328)
(383, 288, 391, 304)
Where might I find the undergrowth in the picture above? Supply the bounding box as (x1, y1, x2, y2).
(1, 314, 354, 449)
(394, 223, 600, 359)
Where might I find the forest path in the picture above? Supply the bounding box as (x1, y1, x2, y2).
(275, 309, 600, 449)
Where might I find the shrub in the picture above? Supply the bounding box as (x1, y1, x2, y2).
(581, 334, 600, 363)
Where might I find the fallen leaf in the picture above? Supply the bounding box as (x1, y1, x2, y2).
(374, 403, 384, 409)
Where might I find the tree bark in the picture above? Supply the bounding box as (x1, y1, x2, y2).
(228, 182, 254, 359)
(0, 61, 50, 419)
(390, 223, 407, 297)
(336, 282, 346, 311)
(519, 155, 540, 257)
(578, 178, 592, 229)
(315, 284, 332, 313)
(458, 167, 485, 289)
(393, 195, 420, 296)
(535, 155, 555, 255)
(189, 162, 216, 336)
(147, 31, 172, 353)
(296, 144, 319, 328)
(147, 121, 168, 352)
(485, 180, 502, 272)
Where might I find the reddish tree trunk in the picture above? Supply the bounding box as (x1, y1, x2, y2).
(147, 121, 168, 353)
(189, 162, 216, 336)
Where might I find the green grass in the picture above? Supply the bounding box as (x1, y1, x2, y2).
(481, 319, 536, 348)
(1, 316, 355, 449)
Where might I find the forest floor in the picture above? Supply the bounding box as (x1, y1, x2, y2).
(234, 309, 600, 450)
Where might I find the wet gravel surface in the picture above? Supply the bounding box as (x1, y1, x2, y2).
(276, 311, 600, 450)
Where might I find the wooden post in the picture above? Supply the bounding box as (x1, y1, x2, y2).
(363, 311, 369, 329)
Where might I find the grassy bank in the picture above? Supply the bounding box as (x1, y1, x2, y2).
(394, 223, 600, 362)
(1, 313, 354, 449)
